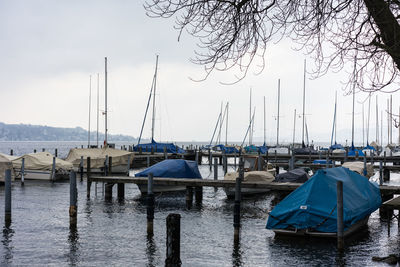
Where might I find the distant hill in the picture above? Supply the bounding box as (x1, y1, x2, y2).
(0, 122, 137, 142)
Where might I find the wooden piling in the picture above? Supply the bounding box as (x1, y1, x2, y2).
(5, 169, 11, 223)
(117, 183, 125, 200)
(10, 149, 13, 156)
(164, 146, 168, 159)
(69, 171, 77, 226)
(384, 168, 390, 182)
(51, 156, 56, 181)
(234, 157, 243, 242)
(363, 156, 367, 176)
(223, 153, 228, 174)
(194, 186, 203, 205)
(86, 157, 91, 198)
(379, 161, 383, 185)
(165, 213, 182, 267)
(147, 173, 155, 236)
(384, 151, 387, 166)
(214, 157, 218, 180)
(105, 183, 113, 200)
(185, 186, 193, 209)
(258, 155, 263, 171)
(80, 156, 84, 181)
(344, 147, 348, 162)
(337, 180, 344, 251)
(108, 156, 113, 174)
(55, 148, 58, 158)
(147, 156, 150, 167)
(126, 154, 131, 176)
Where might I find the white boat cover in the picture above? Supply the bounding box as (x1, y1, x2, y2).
(224, 171, 275, 183)
(65, 148, 134, 168)
(12, 152, 73, 171)
(342, 161, 374, 178)
(0, 153, 15, 181)
(370, 141, 379, 150)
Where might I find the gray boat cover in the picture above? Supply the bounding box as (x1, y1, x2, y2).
(224, 171, 275, 182)
(0, 153, 15, 181)
(12, 152, 73, 171)
(274, 168, 309, 183)
(342, 161, 374, 178)
(66, 148, 134, 168)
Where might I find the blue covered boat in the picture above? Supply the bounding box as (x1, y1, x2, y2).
(213, 144, 239, 154)
(266, 167, 381, 237)
(348, 146, 365, 157)
(135, 159, 202, 193)
(134, 139, 185, 154)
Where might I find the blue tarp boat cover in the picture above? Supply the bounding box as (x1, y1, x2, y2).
(312, 159, 332, 165)
(244, 145, 259, 153)
(134, 139, 185, 154)
(363, 144, 376, 151)
(258, 145, 268, 154)
(135, 159, 202, 179)
(348, 148, 365, 157)
(330, 143, 344, 150)
(266, 167, 381, 232)
(213, 145, 239, 154)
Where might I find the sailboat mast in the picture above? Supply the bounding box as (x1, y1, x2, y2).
(388, 98, 390, 145)
(88, 75, 92, 148)
(104, 57, 108, 146)
(367, 93, 371, 145)
(351, 80, 355, 148)
(334, 92, 337, 143)
(218, 102, 223, 144)
(302, 59, 306, 147)
(151, 55, 159, 141)
(292, 109, 296, 146)
(249, 88, 252, 145)
(264, 96, 266, 145)
(277, 79, 280, 146)
(390, 95, 393, 144)
(362, 103, 365, 146)
(97, 73, 99, 147)
(376, 95, 378, 144)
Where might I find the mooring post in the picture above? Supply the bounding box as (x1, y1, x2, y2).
(209, 149, 212, 170)
(337, 180, 344, 251)
(42, 148, 45, 152)
(371, 152, 374, 164)
(108, 156, 113, 174)
(126, 154, 131, 176)
(326, 152, 329, 168)
(117, 183, 125, 200)
(86, 157, 91, 198)
(79, 156, 83, 181)
(363, 156, 367, 176)
(104, 155, 109, 176)
(147, 156, 150, 167)
(234, 153, 237, 169)
(384, 151, 387, 166)
(5, 169, 11, 223)
(258, 154, 263, 171)
(21, 157, 25, 186)
(214, 157, 218, 180)
(69, 171, 77, 227)
(164, 146, 168, 159)
(195, 150, 199, 165)
(289, 152, 294, 171)
(344, 147, 348, 162)
(51, 156, 56, 182)
(34, 149, 36, 153)
(234, 157, 243, 242)
(55, 148, 58, 158)
(319, 151, 321, 160)
(194, 186, 203, 205)
(308, 150, 311, 162)
(185, 186, 193, 209)
(384, 168, 390, 182)
(165, 213, 182, 267)
(379, 161, 383, 185)
(139, 147, 142, 155)
(147, 173, 155, 236)
(265, 150, 269, 166)
(223, 153, 228, 174)
(151, 147, 154, 155)
(10, 149, 13, 156)
(274, 151, 277, 164)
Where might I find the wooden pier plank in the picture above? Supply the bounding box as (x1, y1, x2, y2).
(382, 196, 400, 210)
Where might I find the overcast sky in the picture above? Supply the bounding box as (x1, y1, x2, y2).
(1, 0, 399, 145)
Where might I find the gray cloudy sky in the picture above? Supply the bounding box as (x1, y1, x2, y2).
(1, 0, 398, 145)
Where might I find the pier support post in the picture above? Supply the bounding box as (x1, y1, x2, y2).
(384, 168, 390, 182)
(344, 147, 348, 162)
(380, 193, 394, 221)
(185, 186, 193, 209)
(147, 156, 150, 167)
(69, 171, 77, 227)
(79, 156, 84, 181)
(147, 173, 155, 236)
(105, 183, 113, 201)
(108, 156, 113, 175)
(165, 213, 181, 267)
(234, 157, 243, 242)
(51, 156, 56, 182)
(195, 150, 199, 165)
(55, 148, 58, 158)
(104, 155, 109, 176)
(214, 158, 218, 180)
(10, 149, 13, 156)
(384, 151, 387, 166)
(164, 146, 168, 160)
(5, 169, 11, 223)
(118, 183, 125, 200)
(379, 161, 383, 185)
(289, 153, 295, 171)
(223, 153, 228, 174)
(21, 158, 25, 186)
(194, 186, 203, 205)
(337, 180, 344, 251)
(326, 153, 329, 168)
(86, 157, 91, 198)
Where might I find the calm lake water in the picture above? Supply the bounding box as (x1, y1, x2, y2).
(0, 141, 399, 266)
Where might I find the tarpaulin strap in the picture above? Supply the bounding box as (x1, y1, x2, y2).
(310, 205, 337, 231)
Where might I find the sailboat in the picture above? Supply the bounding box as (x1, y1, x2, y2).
(293, 60, 318, 155)
(134, 56, 185, 154)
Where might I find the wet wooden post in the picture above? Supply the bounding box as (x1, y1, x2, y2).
(5, 169, 12, 223)
(289, 152, 294, 171)
(34, 149, 36, 153)
(147, 156, 150, 167)
(51, 156, 56, 181)
(234, 157, 244, 242)
(10, 149, 13, 156)
(139, 146, 142, 155)
(151, 147, 154, 155)
(104, 155, 109, 176)
(384, 168, 390, 182)
(108, 156, 113, 174)
(147, 173, 155, 236)
(379, 161, 383, 185)
(86, 157, 91, 198)
(126, 154, 131, 176)
(42, 148, 45, 152)
(118, 183, 125, 200)
(363, 155, 367, 176)
(223, 153, 228, 174)
(55, 148, 58, 158)
(214, 157, 218, 180)
(337, 180, 344, 251)
(69, 171, 77, 227)
(326, 152, 329, 168)
(258, 153, 263, 171)
(344, 147, 348, 162)
(209, 149, 212, 170)
(164, 146, 168, 160)
(194, 186, 203, 205)
(105, 157, 113, 200)
(165, 213, 182, 267)
(79, 156, 84, 181)
(384, 151, 387, 166)
(185, 186, 193, 209)
(21, 157, 25, 186)
(234, 153, 237, 169)
(195, 150, 199, 165)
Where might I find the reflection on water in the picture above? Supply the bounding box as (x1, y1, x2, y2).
(232, 234, 243, 267)
(2, 223, 14, 266)
(146, 234, 158, 267)
(68, 224, 80, 266)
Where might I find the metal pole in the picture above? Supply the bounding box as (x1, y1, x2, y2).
(234, 157, 243, 242)
(5, 169, 11, 222)
(302, 59, 306, 147)
(151, 55, 159, 141)
(104, 57, 108, 146)
(277, 79, 280, 146)
(337, 180, 344, 250)
(87, 157, 91, 198)
(88, 74, 92, 148)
